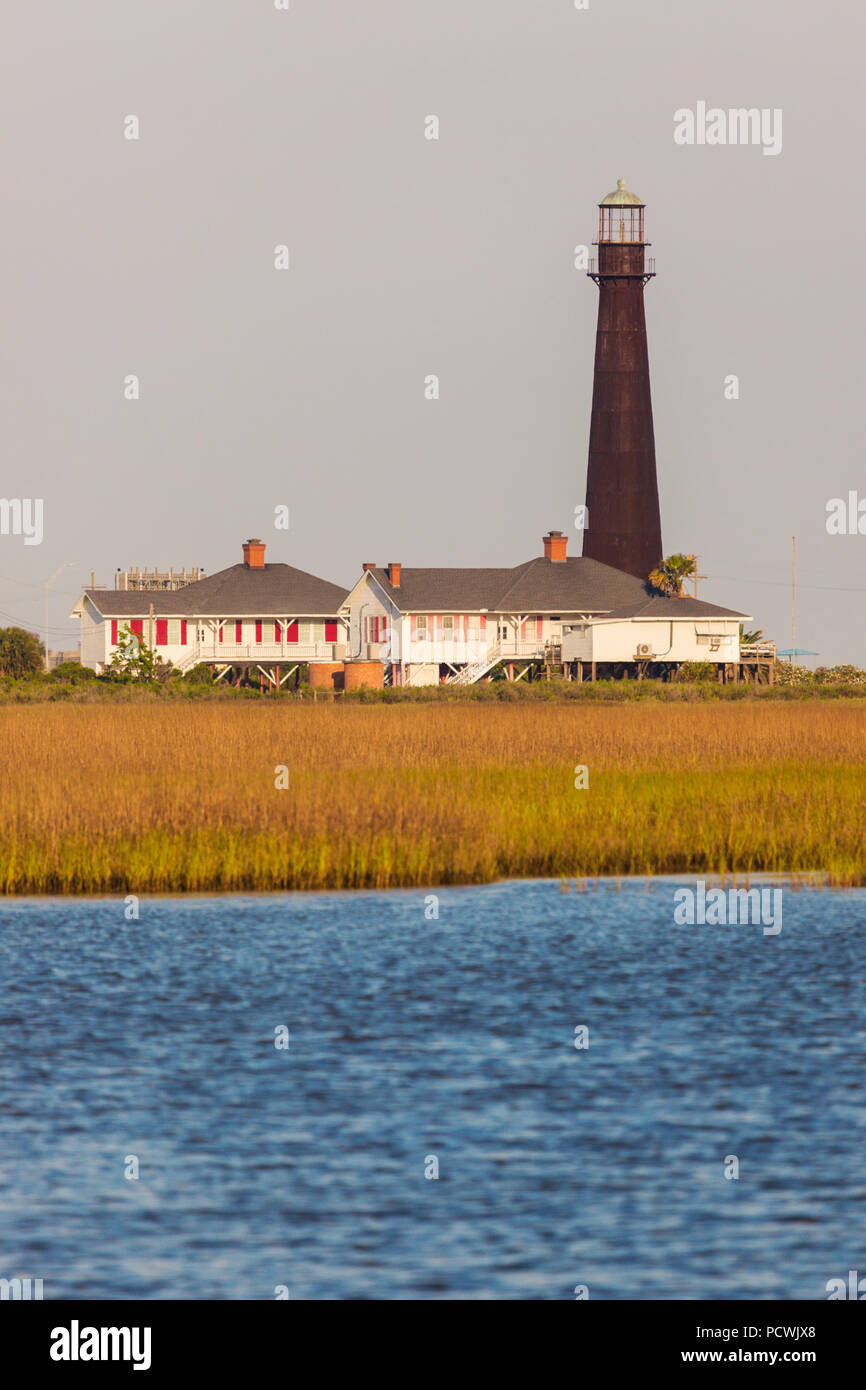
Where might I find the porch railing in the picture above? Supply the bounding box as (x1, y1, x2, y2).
(178, 642, 340, 666)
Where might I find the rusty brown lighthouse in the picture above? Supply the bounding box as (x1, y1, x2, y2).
(583, 179, 663, 581)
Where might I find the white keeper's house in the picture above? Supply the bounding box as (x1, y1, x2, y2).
(71, 530, 763, 687)
(70, 539, 349, 686)
(343, 530, 753, 685)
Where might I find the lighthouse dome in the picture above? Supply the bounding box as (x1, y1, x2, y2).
(600, 178, 643, 206)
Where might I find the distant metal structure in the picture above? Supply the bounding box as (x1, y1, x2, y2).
(583, 179, 663, 582)
(115, 566, 205, 591)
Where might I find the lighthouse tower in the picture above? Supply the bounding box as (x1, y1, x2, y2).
(583, 179, 663, 581)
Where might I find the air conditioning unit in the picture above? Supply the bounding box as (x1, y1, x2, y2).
(636, 643, 653, 657)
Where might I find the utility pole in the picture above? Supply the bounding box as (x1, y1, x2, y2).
(44, 560, 77, 671)
(693, 557, 708, 598)
(795, 533, 800, 664)
(148, 601, 155, 652)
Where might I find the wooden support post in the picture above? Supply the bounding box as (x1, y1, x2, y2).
(591, 660, 596, 682)
(577, 660, 583, 684)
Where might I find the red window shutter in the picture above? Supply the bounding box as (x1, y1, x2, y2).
(410, 616, 417, 639)
(520, 619, 526, 639)
(130, 620, 143, 637)
(111, 619, 118, 644)
(219, 623, 224, 643)
(537, 617, 543, 638)
(156, 619, 168, 645)
(255, 621, 262, 643)
(235, 621, 242, 642)
(181, 621, 187, 646)
(286, 622, 299, 643)
(481, 615, 486, 633)
(325, 621, 337, 641)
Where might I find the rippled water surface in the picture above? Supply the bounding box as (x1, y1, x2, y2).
(1, 880, 864, 1299)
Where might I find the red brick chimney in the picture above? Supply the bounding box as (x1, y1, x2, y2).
(387, 562, 401, 588)
(543, 530, 567, 563)
(362, 562, 376, 572)
(242, 538, 266, 569)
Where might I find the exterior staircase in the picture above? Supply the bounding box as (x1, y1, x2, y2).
(443, 643, 503, 686)
(174, 648, 205, 674)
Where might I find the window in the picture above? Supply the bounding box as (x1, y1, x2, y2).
(167, 619, 181, 645)
(415, 615, 428, 640)
(443, 615, 453, 637)
(365, 616, 388, 643)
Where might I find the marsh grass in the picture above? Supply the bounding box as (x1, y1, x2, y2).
(1, 702, 864, 892)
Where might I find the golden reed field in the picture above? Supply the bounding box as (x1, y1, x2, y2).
(1, 701, 864, 893)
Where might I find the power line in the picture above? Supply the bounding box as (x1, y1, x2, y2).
(0, 608, 76, 636)
(708, 576, 866, 595)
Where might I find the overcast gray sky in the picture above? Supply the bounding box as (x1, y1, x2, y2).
(2, 0, 864, 662)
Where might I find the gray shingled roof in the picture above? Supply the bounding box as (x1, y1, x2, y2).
(370, 566, 524, 610)
(78, 563, 348, 618)
(603, 595, 748, 620)
(369, 556, 713, 614)
(496, 557, 651, 612)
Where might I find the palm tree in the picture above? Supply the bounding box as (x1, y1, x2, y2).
(740, 625, 764, 645)
(649, 554, 697, 598)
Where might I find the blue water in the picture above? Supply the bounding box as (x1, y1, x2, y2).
(1, 880, 864, 1300)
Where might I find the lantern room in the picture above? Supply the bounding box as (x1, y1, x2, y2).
(597, 178, 645, 244)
